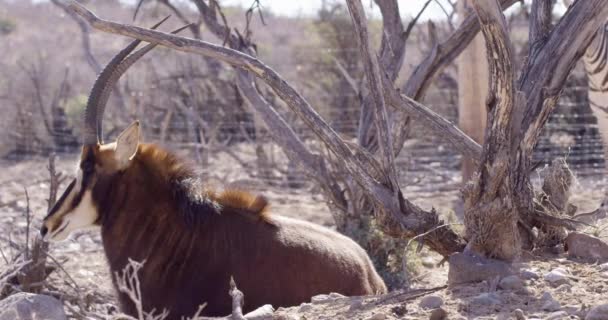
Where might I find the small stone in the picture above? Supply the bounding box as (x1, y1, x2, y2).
(244, 304, 274, 319)
(512, 308, 526, 320)
(311, 294, 331, 304)
(599, 263, 608, 272)
(419, 295, 444, 309)
(521, 269, 541, 280)
(499, 275, 524, 290)
(329, 292, 345, 299)
(430, 308, 448, 320)
(544, 269, 570, 287)
(368, 313, 387, 320)
(470, 293, 501, 305)
(541, 292, 554, 301)
(349, 298, 364, 311)
(565, 232, 608, 260)
(545, 311, 569, 320)
(586, 304, 608, 320)
(563, 305, 579, 315)
(298, 303, 313, 313)
(543, 299, 562, 312)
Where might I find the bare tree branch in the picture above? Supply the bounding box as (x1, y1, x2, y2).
(185, 0, 347, 207)
(383, 84, 482, 160)
(404, 0, 432, 43)
(67, 1, 467, 256)
(346, 0, 398, 189)
(157, 0, 202, 39)
(358, 0, 404, 152)
(375, 0, 405, 82)
(529, 0, 552, 54)
(51, 0, 101, 72)
(391, 0, 518, 156)
(51, 0, 131, 120)
(333, 57, 360, 95)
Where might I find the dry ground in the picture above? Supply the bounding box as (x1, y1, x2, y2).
(1, 151, 607, 319)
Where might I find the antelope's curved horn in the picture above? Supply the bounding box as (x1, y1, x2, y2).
(82, 15, 171, 145)
(94, 23, 192, 143)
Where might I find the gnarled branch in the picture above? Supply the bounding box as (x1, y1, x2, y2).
(67, 1, 467, 256)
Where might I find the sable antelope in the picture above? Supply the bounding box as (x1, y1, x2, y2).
(40, 19, 386, 318)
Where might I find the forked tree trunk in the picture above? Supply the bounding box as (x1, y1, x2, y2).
(463, 0, 608, 260)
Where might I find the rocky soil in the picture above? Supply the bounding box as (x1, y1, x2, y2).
(1, 154, 608, 319)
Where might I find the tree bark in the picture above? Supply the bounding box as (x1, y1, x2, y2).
(463, 0, 519, 261)
(464, 0, 608, 260)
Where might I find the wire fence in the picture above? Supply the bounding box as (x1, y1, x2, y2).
(2, 70, 605, 201)
(1, 1, 606, 208)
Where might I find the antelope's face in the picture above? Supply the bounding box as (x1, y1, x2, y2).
(40, 122, 141, 242)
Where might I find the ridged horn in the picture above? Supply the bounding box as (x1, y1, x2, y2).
(82, 15, 171, 145)
(94, 23, 192, 143)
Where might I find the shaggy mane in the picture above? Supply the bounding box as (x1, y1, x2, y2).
(135, 144, 274, 226)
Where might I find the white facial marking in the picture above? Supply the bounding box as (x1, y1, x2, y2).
(47, 190, 98, 242)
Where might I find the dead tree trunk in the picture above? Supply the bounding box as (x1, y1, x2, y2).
(463, 0, 608, 260)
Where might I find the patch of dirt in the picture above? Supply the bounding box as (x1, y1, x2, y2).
(273, 255, 608, 319)
(1, 155, 608, 319)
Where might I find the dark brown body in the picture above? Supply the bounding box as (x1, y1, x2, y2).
(95, 144, 386, 318)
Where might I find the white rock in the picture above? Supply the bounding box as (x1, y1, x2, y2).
(244, 304, 275, 320)
(544, 269, 570, 286)
(329, 292, 345, 299)
(419, 295, 444, 309)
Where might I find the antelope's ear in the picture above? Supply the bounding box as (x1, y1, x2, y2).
(115, 121, 140, 168)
